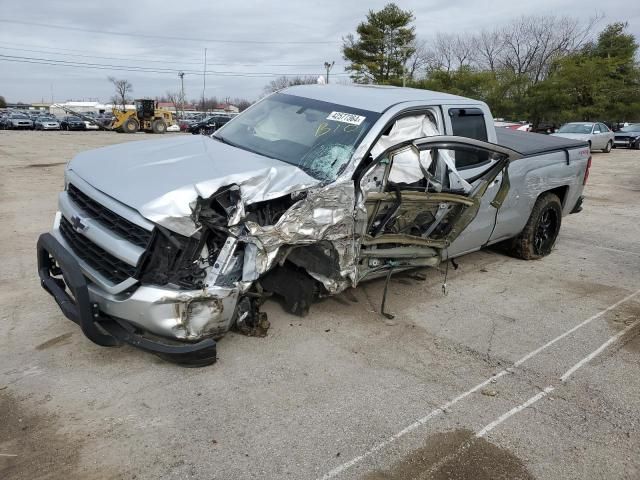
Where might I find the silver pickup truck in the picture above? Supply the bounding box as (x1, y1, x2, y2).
(37, 85, 591, 365)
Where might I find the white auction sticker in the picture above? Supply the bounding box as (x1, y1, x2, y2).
(326, 111, 366, 125)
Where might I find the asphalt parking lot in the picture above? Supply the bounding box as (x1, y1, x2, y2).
(1, 130, 639, 480)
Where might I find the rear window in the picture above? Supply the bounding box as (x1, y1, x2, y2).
(449, 108, 488, 142)
(449, 108, 489, 169)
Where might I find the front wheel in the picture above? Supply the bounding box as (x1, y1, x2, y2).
(508, 193, 563, 260)
(123, 118, 139, 133)
(151, 119, 167, 134)
(603, 140, 612, 153)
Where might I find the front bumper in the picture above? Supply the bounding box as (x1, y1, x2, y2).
(614, 138, 637, 148)
(37, 233, 220, 366)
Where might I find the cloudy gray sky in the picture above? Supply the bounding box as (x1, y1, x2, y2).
(1, 0, 638, 104)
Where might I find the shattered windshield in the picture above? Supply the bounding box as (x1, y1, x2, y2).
(558, 123, 593, 134)
(215, 93, 379, 181)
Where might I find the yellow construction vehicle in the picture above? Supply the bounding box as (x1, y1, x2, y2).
(111, 99, 174, 134)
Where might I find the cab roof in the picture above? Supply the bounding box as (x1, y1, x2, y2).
(282, 84, 484, 113)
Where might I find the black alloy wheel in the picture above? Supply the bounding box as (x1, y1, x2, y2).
(533, 207, 559, 256)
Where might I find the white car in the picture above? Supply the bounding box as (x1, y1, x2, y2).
(84, 121, 99, 130)
(551, 122, 614, 153)
(166, 123, 181, 132)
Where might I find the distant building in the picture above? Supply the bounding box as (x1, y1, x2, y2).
(157, 101, 197, 111)
(215, 104, 240, 114)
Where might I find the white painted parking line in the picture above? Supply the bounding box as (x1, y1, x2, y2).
(561, 319, 640, 382)
(318, 288, 640, 480)
(476, 387, 555, 437)
(476, 318, 640, 438)
(512, 288, 640, 368)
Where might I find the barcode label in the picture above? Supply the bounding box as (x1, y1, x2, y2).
(326, 111, 366, 125)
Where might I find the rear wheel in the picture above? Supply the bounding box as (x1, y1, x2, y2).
(508, 193, 562, 260)
(123, 118, 139, 133)
(151, 119, 167, 134)
(603, 140, 612, 153)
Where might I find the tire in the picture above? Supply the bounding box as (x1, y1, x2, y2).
(603, 140, 612, 153)
(634, 141, 640, 150)
(123, 118, 139, 133)
(508, 193, 563, 260)
(151, 119, 167, 134)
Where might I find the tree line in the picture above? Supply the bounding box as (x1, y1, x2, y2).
(342, 3, 640, 126)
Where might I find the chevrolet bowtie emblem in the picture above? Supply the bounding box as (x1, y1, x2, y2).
(70, 215, 87, 232)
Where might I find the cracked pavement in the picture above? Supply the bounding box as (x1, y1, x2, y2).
(1, 131, 639, 479)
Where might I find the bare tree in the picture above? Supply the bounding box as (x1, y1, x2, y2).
(500, 14, 602, 84)
(428, 33, 457, 72)
(165, 91, 183, 117)
(232, 98, 252, 111)
(476, 30, 504, 72)
(406, 39, 430, 78)
(263, 75, 318, 95)
(108, 76, 133, 111)
(452, 34, 475, 69)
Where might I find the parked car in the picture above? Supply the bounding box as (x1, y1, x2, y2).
(613, 123, 640, 149)
(178, 119, 196, 131)
(83, 120, 100, 130)
(3, 113, 34, 130)
(37, 84, 591, 365)
(551, 122, 614, 152)
(166, 123, 181, 132)
(188, 115, 232, 135)
(34, 115, 61, 130)
(60, 116, 87, 131)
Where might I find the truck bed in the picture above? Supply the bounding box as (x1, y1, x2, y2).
(496, 128, 588, 156)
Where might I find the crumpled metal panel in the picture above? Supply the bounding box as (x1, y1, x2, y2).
(237, 181, 358, 292)
(142, 164, 320, 236)
(67, 135, 320, 237)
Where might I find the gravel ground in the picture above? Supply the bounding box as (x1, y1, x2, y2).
(1, 130, 639, 480)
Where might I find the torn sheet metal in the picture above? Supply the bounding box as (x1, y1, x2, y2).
(238, 181, 358, 292)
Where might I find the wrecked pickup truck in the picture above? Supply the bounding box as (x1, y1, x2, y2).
(37, 84, 591, 366)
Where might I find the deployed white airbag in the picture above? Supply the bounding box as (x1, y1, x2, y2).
(371, 114, 471, 192)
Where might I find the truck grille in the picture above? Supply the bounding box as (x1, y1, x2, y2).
(59, 216, 137, 284)
(67, 184, 152, 248)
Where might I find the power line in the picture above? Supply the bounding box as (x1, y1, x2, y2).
(0, 43, 346, 68)
(0, 18, 341, 45)
(0, 53, 350, 78)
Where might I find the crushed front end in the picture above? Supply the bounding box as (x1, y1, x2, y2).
(36, 159, 357, 365)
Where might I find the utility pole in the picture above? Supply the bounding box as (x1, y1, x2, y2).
(324, 61, 335, 84)
(202, 48, 207, 112)
(178, 72, 185, 116)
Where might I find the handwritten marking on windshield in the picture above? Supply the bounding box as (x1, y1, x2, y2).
(315, 122, 361, 137)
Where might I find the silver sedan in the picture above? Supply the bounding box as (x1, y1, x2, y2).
(551, 122, 615, 153)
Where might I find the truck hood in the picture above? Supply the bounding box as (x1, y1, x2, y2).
(68, 135, 320, 236)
